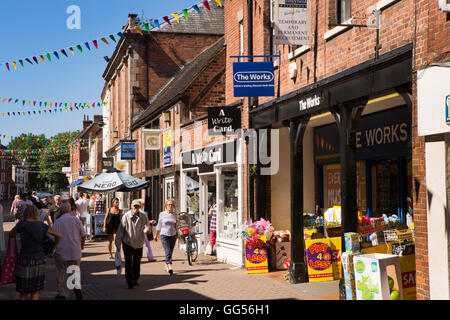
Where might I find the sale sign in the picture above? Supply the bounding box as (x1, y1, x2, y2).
(245, 241, 269, 274)
(305, 239, 334, 282)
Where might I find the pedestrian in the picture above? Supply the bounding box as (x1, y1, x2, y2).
(75, 192, 90, 238)
(155, 199, 178, 275)
(35, 201, 53, 227)
(48, 195, 62, 222)
(139, 199, 156, 262)
(52, 202, 86, 300)
(103, 198, 122, 259)
(207, 202, 217, 255)
(0, 202, 5, 253)
(115, 199, 150, 289)
(69, 197, 79, 218)
(10, 194, 21, 217)
(8, 204, 62, 300)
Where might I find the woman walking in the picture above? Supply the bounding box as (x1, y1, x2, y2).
(103, 198, 122, 259)
(10, 194, 21, 217)
(8, 205, 62, 300)
(155, 199, 178, 275)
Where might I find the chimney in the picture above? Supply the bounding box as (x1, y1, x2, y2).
(93, 115, 103, 124)
(83, 115, 92, 131)
(128, 14, 138, 28)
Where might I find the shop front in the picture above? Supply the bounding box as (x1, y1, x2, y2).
(249, 44, 415, 292)
(180, 140, 244, 266)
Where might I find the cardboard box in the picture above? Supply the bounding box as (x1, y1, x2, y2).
(344, 232, 360, 253)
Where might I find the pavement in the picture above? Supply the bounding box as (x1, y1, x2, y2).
(0, 200, 339, 301)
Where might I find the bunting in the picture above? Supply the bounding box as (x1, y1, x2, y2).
(1, 1, 230, 72)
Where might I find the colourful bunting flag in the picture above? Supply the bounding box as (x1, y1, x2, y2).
(163, 16, 171, 25)
(154, 20, 161, 29)
(173, 13, 180, 23)
(203, 1, 211, 11)
(101, 37, 109, 45)
(182, 9, 189, 20)
(133, 26, 144, 36)
(76, 45, 83, 53)
(215, 0, 222, 7)
(93, 40, 98, 49)
(85, 42, 91, 50)
(192, 5, 201, 13)
(109, 34, 117, 42)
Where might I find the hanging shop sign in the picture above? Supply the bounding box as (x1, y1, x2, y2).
(163, 128, 172, 167)
(445, 94, 450, 125)
(181, 141, 237, 174)
(120, 141, 136, 160)
(273, 0, 311, 45)
(142, 129, 161, 150)
(208, 106, 241, 135)
(102, 157, 114, 171)
(314, 106, 411, 164)
(61, 167, 72, 174)
(233, 61, 275, 97)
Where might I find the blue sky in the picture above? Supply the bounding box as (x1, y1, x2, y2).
(0, 0, 204, 146)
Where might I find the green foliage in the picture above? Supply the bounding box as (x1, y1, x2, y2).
(7, 131, 80, 191)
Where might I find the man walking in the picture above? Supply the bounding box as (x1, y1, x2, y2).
(52, 202, 86, 300)
(49, 195, 62, 222)
(75, 192, 91, 240)
(115, 199, 150, 289)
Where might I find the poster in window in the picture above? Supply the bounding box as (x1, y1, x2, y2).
(163, 128, 172, 167)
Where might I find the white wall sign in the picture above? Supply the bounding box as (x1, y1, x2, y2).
(273, 0, 311, 45)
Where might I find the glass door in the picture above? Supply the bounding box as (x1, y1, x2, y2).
(199, 175, 216, 253)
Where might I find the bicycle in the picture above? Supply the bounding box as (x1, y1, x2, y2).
(177, 212, 202, 266)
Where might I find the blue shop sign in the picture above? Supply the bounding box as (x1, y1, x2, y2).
(121, 142, 136, 160)
(233, 61, 275, 97)
(446, 94, 450, 125)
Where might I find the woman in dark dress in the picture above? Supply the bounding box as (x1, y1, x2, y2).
(9, 204, 62, 300)
(103, 198, 122, 259)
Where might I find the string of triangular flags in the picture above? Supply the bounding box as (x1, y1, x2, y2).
(1, 102, 104, 117)
(0, 136, 101, 144)
(0, 144, 88, 156)
(1, 98, 107, 108)
(1, 0, 228, 72)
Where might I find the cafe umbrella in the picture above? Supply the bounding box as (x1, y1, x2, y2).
(77, 168, 149, 193)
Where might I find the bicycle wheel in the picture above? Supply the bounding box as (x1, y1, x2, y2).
(186, 237, 193, 266)
(190, 237, 199, 262)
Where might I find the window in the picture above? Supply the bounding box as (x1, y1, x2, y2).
(337, 0, 351, 24)
(239, 20, 244, 56)
(218, 166, 239, 241)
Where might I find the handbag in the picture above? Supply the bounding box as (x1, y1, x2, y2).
(43, 234, 55, 255)
(1, 237, 18, 285)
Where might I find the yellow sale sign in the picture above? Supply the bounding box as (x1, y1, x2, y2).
(245, 240, 269, 274)
(305, 239, 334, 282)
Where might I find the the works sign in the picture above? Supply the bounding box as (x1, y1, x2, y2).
(314, 106, 411, 163)
(233, 61, 275, 97)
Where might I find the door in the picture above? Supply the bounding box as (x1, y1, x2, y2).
(164, 176, 175, 205)
(199, 175, 216, 253)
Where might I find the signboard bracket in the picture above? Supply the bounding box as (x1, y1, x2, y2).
(230, 52, 281, 64)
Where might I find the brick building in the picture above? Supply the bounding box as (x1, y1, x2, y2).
(101, 1, 224, 212)
(69, 115, 103, 194)
(223, 0, 448, 298)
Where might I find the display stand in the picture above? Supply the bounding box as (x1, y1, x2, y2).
(354, 253, 403, 300)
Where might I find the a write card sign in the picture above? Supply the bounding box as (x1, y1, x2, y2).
(208, 106, 241, 135)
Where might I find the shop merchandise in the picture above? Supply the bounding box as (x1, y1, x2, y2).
(241, 218, 274, 274)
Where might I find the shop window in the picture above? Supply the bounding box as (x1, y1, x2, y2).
(322, 162, 366, 214)
(185, 171, 200, 227)
(218, 166, 239, 241)
(372, 160, 398, 217)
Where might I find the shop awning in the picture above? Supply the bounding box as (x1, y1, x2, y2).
(68, 179, 84, 188)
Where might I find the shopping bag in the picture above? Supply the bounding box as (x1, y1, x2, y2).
(144, 235, 154, 261)
(114, 238, 122, 276)
(1, 237, 18, 285)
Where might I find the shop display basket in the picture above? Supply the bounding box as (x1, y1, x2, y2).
(382, 229, 413, 242)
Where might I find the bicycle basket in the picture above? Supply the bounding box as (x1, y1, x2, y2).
(181, 227, 190, 235)
(177, 212, 193, 229)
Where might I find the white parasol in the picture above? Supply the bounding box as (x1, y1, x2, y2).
(77, 169, 149, 193)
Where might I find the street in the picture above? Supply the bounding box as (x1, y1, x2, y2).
(0, 202, 339, 301)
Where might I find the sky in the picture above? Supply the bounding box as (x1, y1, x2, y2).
(0, 0, 205, 146)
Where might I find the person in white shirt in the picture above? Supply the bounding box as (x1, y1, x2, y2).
(52, 202, 86, 300)
(75, 192, 91, 240)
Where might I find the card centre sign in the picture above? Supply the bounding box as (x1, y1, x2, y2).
(233, 61, 275, 97)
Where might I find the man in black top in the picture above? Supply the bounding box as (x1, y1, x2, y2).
(49, 195, 62, 221)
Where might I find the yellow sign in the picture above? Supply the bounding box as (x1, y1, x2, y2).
(329, 237, 342, 280)
(305, 239, 334, 282)
(245, 241, 269, 274)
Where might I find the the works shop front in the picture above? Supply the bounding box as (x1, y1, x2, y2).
(250, 44, 413, 284)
